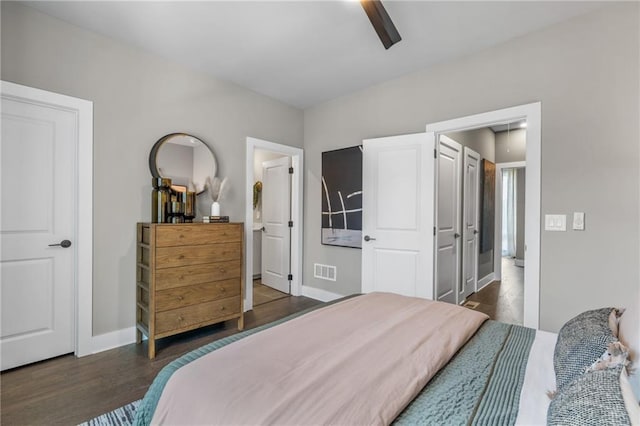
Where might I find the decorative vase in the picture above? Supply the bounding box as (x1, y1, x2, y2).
(182, 191, 196, 222)
(211, 201, 220, 216)
(151, 177, 172, 223)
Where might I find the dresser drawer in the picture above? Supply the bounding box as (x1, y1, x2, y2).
(156, 243, 241, 269)
(155, 224, 242, 247)
(156, 296, 241, 334)
(155, 261, 242, 290)
(155, 279, 241, 312)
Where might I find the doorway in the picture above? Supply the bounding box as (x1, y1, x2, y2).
(359, 103, 540, 328)
(252, 150, 291, 305)
(244, 137, 303, 311)
(427, 102, 541, 329)
(494, 161, 527, 282)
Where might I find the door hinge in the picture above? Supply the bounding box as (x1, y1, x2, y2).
(434, 149, 437, 159)
(288, 220, 293, 227)
(433, 226, 436, 236)
(289, 167, 294, 174)
(287, 274, 293, 281)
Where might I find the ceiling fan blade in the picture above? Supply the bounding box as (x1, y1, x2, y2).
(360, 0, 402, 50)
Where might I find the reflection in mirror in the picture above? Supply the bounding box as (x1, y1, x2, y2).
(149, 133, 217, 195)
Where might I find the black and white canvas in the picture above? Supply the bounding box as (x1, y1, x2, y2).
(321, 146, 363, 248)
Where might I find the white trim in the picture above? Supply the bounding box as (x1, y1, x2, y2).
(91, 327, 137, 354)
(300, 285, 344, 302)
(426, 102, 541, 329)
(494, 161, 526, 282)
(245, 137, 304, 311)
(1, 81, 94, 357)
(477, 273, 495, 291)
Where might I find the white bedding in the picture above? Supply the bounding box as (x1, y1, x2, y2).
(515, 329, 558, 426)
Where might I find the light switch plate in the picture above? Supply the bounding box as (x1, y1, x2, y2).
(573, 212, 585, 230)
(545, 214, 566, 231)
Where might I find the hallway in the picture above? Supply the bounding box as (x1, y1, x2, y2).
(464, 257, 524, 325)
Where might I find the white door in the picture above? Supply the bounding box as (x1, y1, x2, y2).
(1, 87, 77, 370)
(435, 135, 462, 304)
(461, 147, 480, 301)
(261, 156, 291, 294)
(362, 133, 434, 299)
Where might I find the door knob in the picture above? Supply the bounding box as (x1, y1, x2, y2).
(364, 235, 376, 242)
(49, 240, 72, 248)
(473, 230, 479, 235)
(454, 233, 460, 239)
(260, 226, 265, 232)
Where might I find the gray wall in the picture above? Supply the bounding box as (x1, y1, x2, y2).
(445, 128, 495, 162)
(495, 129, 527, 163)
(516, 168, 526, 261)
(303, 3, 639, 332)
(1, 2, 304, 336)
(444, 129, 495, 280)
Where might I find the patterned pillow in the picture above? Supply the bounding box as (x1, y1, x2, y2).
(547, 365, 632, 426)
(553, 308, 618, 390)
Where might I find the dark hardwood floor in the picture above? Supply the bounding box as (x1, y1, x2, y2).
(465, 257, 524, 325)
(0, 295, 322, 426)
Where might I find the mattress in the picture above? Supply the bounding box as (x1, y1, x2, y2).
(135, 296, 556, 425)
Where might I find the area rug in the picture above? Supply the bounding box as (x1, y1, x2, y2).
(79, 400, 139, 426)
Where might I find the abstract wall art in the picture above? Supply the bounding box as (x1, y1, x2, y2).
(321, 146, 363, 248)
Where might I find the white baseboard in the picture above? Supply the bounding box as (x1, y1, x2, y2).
(301, 285, 344, 302)
(90, 326, 139, 354)
(515, 258, 525, 267)
(477, 273, 496, 291)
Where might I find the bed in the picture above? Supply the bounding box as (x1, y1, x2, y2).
(134, 292, 639, 425)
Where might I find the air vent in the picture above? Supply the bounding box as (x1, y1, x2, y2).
(314, 263, 337, 282)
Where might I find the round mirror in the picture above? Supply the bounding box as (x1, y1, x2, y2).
(149, 133, 217, 194)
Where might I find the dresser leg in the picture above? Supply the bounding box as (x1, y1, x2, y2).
(148, 338, 156, 359)
(237, 314, 244, 331)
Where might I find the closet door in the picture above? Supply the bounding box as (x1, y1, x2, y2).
(435, 135, 462, 304)
(361, 133, 434, 299)
(461, 147, 480, 301)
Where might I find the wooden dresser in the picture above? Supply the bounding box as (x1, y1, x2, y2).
(136, 222, 244, 359)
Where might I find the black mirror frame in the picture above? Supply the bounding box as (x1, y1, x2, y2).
(148, 133, 217, 195)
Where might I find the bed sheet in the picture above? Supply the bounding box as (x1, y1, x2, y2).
(515, 329, 558, 426)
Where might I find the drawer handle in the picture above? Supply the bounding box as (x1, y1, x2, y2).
(218, 287, 226, 293)
(177, 315, 184, 322)
(179, 234, 185, 239)
(178, 275, 184, 281)
(178, 254, 185, 259)
(177, 295, 184, 301)
(220, 306, 226, 311)
(219, 268, 226, 273)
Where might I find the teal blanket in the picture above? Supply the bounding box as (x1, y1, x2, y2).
(394, 321, 535, 426)
(135, 309, 534, 426)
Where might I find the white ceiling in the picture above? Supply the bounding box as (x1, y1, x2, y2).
(26, 1, 606, 109)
